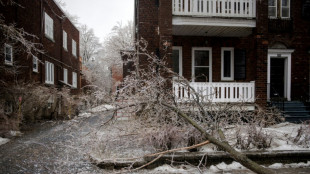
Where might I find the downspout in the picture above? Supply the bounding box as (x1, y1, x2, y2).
(40, 0, 44, 84)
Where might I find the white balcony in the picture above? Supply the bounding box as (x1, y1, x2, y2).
(173, 81, 255, 103)
(173, 0, 256, 18)
(172, 0, 256, 37)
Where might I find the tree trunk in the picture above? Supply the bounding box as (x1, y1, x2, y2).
(162, 102, 275, 174)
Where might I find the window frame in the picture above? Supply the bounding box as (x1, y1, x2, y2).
(63, 30, 67, 50)
(72, 72, 77, 88)
(45, 61, 54, 85)
(4, 43, 13, 65)
(268, 0, 277, 18)
(72, 39, 77, 57)
(63, 68, 68, 84)
(44, 12, 54, 41)
(191, 47, 212, 82)
(172, 46, 183, 76)
(33, 56, 39, 72)
(221, 47, 234, 81)
(281, 0, 290, 18)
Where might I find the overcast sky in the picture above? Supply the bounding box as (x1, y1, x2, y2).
(62, 0, 134, 43)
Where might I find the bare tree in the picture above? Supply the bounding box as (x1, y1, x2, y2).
(79, 25, 102, 64)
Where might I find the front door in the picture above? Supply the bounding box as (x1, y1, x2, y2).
(270, 58, 285, 98)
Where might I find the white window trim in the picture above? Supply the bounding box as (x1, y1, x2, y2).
(63, 30, 67, 50)
(192, 47, 212, 82)
(63, 68, 68, 84)
(45, 61, 54, 85)
(172, 46, 183, 76)
(33, 56, 38, 72)
(44, 12, 54, 41)
(221, 47, 234, 81)
(72, 72, 77, 88)
(280, 0, 290, 18)
(268, 0, 277, 18)
(72, 39, 77, 57)
(4, 43, 13, 65)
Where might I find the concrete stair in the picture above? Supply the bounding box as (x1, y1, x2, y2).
(271, 101, 310, 123)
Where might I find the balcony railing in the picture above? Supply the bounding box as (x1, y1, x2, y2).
(173, 81, 255, 103)
(173, 0, 256, 18)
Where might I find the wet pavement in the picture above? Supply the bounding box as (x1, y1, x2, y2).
(1, 112, 310, 174)
(0, 112, 113, 174)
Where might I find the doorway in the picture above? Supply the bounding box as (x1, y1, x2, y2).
(270, 58, 285, 98)
(267, 49, 294, 101)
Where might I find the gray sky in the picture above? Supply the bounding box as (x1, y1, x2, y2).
(63, 0, 134, 43)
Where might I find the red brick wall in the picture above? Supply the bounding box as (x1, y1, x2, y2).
(135, 0, 310, 106)
(0, 0, 81, 92)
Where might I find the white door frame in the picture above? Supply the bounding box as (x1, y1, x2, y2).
(267, 49, 294, 101)
(192, 47, 212, 82)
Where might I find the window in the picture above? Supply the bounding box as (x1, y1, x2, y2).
(72, 72, 77, 88)
(268, 0, 290, 18)
(268, 0, 277, 18)
(63, 30, 67, 50)
(281, 0, 290, 18)
(33, 56, 38, 72)
(4, 44, 13, 65)
(192, 48, 212, 82)
(63, 68, 68, 84)
(221, 48, 234, 81)
(44, 12, 54, 40)
(234, 49, 247, 80)
(4, 101, 13, 114)
(72, 39, 77, 57)
(45, 61, 54, 84)
(172, 47, 182, 76)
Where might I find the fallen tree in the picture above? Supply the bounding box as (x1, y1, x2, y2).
(107, 41, 282, 174)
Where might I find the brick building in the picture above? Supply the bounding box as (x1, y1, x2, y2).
(0, 0, 81, 125)
(134, 0, 310, 111)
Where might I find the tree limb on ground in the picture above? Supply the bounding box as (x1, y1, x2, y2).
(161, 102, 275, 174)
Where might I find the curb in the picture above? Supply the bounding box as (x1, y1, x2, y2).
(94, 150, 310, 170)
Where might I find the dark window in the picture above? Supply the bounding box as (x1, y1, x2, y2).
(223, 51, 231, 78)
(303, 0, 310, 19)
(234, 49, 246, 80)
(172, 49, 180, 74)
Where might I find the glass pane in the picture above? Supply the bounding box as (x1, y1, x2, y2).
(195, 67, 209, 82)
(282, 0, 288, 7)
(33, 57, 37, 69)
(195, 50, 209, 66)
(223, 51, 231, 78)
(172, 50, 180, 74)
(268, 7, 276, 17)
(282, 8, 289, 17)
(269, 0, 275, 6)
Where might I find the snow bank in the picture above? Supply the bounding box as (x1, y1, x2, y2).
(269, 161, 310, 169)
(0, 137, 10, 146)
(209, 162, 245, 172)
(90, 104, 114, 113)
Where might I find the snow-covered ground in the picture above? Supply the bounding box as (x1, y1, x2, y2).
(133, 161, 310, 174)
(0, 137, 10, 146)
(92, 120, 310, 164)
